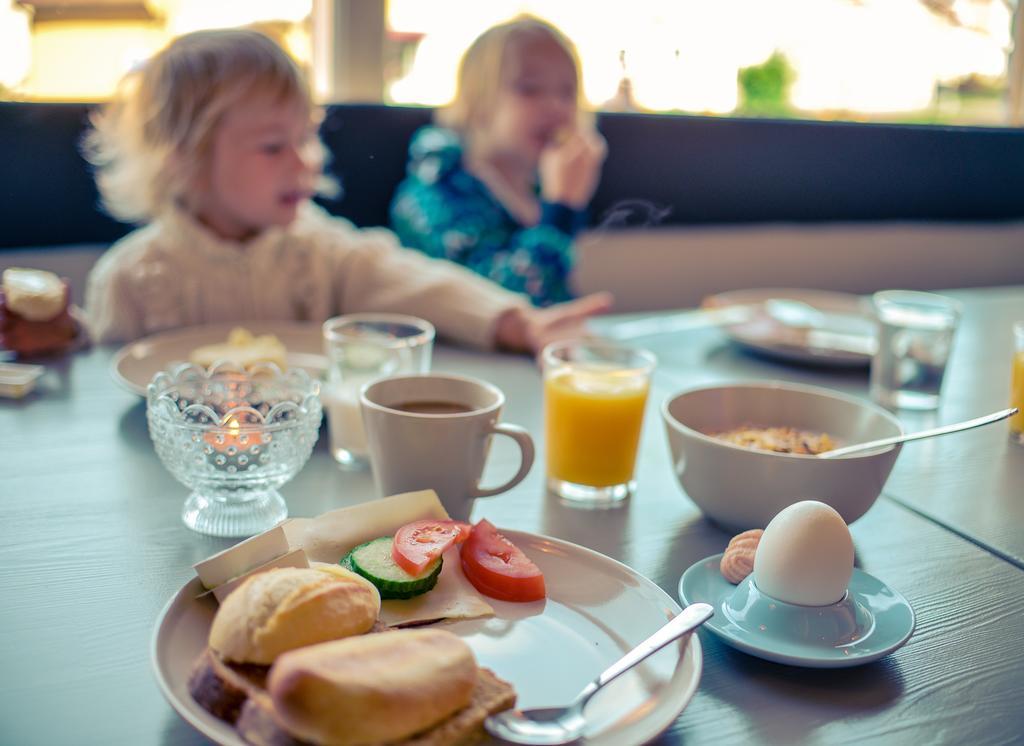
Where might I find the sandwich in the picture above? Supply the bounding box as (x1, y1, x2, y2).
(189, 566, 516, 745)
(189, 566, 382, 721)
(238, 629, 517, 746)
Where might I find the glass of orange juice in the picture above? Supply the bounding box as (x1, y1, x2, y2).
(542, 340, 656, 504)
(1010, 321, 1024, 444)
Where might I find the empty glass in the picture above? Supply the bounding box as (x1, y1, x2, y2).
(869, 290, 961, 411)
(321, 314, 434, 468)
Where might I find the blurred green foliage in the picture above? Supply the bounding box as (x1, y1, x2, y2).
(737, 51, 796, 117)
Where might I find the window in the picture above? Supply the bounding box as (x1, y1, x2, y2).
(384, 0, 1019, 127)
(1, 0, 1020, 128)
(0, 0, 314, 101)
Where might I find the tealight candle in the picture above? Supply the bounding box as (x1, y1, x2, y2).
(147, 363, 321, 537)
(204, 417, 264, 472)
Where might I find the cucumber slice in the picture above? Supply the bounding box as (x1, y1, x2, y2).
(342, 537, 442, 600)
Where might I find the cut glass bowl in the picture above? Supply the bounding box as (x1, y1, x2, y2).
(146, 362, 322, 537)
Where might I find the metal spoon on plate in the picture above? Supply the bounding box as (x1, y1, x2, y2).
(818, 407, 1018, 459)
(484, 602, 713, 745)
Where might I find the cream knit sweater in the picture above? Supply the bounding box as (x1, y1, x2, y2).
(85, 202, 526, 348)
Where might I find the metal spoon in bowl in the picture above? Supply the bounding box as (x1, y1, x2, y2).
(818, 407, 1018, 459)
(484, 602, 714, 746)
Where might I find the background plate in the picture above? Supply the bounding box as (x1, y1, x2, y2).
(152, 530, 703, 745)
(111, 322, 327, 395)
(703, 288, 875, 367)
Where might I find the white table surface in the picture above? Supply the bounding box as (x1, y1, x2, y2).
(2, 286, 1023, 745)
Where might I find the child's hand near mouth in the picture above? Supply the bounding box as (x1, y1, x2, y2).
(540, 125, 607, 210)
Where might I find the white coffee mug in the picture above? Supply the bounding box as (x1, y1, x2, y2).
(360, 374, 534, 521)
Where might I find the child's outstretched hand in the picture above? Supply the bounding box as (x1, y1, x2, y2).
(495, 292, 614, 356)
(540, 126, 607, 209)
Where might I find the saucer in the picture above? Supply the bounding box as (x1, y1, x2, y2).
(678, 554, 915, 668)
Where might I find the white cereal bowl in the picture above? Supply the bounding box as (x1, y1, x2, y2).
(662, 381, 903, 531)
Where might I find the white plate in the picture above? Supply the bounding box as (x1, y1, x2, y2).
(703, 288, 876, 367)
(111, 322, 327, 395)
(152, 530, 702, 745)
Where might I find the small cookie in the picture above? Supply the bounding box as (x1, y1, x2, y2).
(720, 529, 763, 584)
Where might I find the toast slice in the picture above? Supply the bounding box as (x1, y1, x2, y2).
(236, 666, 517, 746)
(188, 647, 270, 724)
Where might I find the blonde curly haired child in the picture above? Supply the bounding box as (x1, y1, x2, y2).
(84, 28, 609, 351)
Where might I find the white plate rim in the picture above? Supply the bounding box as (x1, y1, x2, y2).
(678, 553, 915, 668)
(704, 287, 874, 367)
(111, 322, 327, 396)
(151, 529, 703, 745)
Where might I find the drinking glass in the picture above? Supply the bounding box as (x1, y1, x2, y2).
(321, 313, 434, 468)
(1010, 321, 1024, 445)
(869, 290, 961, 411)
(542, 340, 656, 505)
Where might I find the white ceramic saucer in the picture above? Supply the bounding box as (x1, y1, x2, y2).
(678, 554, 915, 668)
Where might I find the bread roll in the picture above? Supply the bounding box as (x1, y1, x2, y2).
(209, 568, 380, 665)
(268, 629, 478, 746)
(1, 268, 65, 321)
(190, 327, 287, 369)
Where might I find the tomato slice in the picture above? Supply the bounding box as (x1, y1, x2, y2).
(460, 520, 546, 602)
(392, 519, 472, 575)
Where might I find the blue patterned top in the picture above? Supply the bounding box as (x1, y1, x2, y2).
(389, 126, 587, 306)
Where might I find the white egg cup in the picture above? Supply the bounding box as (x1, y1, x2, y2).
(678, 555, 916, 668)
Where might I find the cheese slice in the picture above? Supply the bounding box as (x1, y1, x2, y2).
(212, 548, 310, 603)
(309, 548, 492, 627)
(285, 490, 451, 563)
(193, 491, 495, 625)
(193, 522, 291, 590)
(286, 490, 494, 625)
(379, 546, 494, 627)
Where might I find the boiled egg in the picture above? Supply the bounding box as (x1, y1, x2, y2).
(752, 500, 854, 606)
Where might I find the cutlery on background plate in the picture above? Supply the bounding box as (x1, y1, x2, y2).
(605, 297, 874, 345)
(604, 306, 756, 339)
(484, 602, 714, 745)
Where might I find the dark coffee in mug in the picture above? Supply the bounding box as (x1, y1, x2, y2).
(391, 400, 475, 415)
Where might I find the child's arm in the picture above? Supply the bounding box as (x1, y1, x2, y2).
(333, 225, 528, 350)
(329, 221, 611, 354)
(391, 189, 584, 307)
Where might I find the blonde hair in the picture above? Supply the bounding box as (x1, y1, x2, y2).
(438, 16, 585, 135)
(84, 28, 328, 224)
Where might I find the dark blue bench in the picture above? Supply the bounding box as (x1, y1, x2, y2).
(3, 101, 1024, 250)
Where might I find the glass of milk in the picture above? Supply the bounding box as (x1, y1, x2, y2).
(321, 314, 435, 468)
